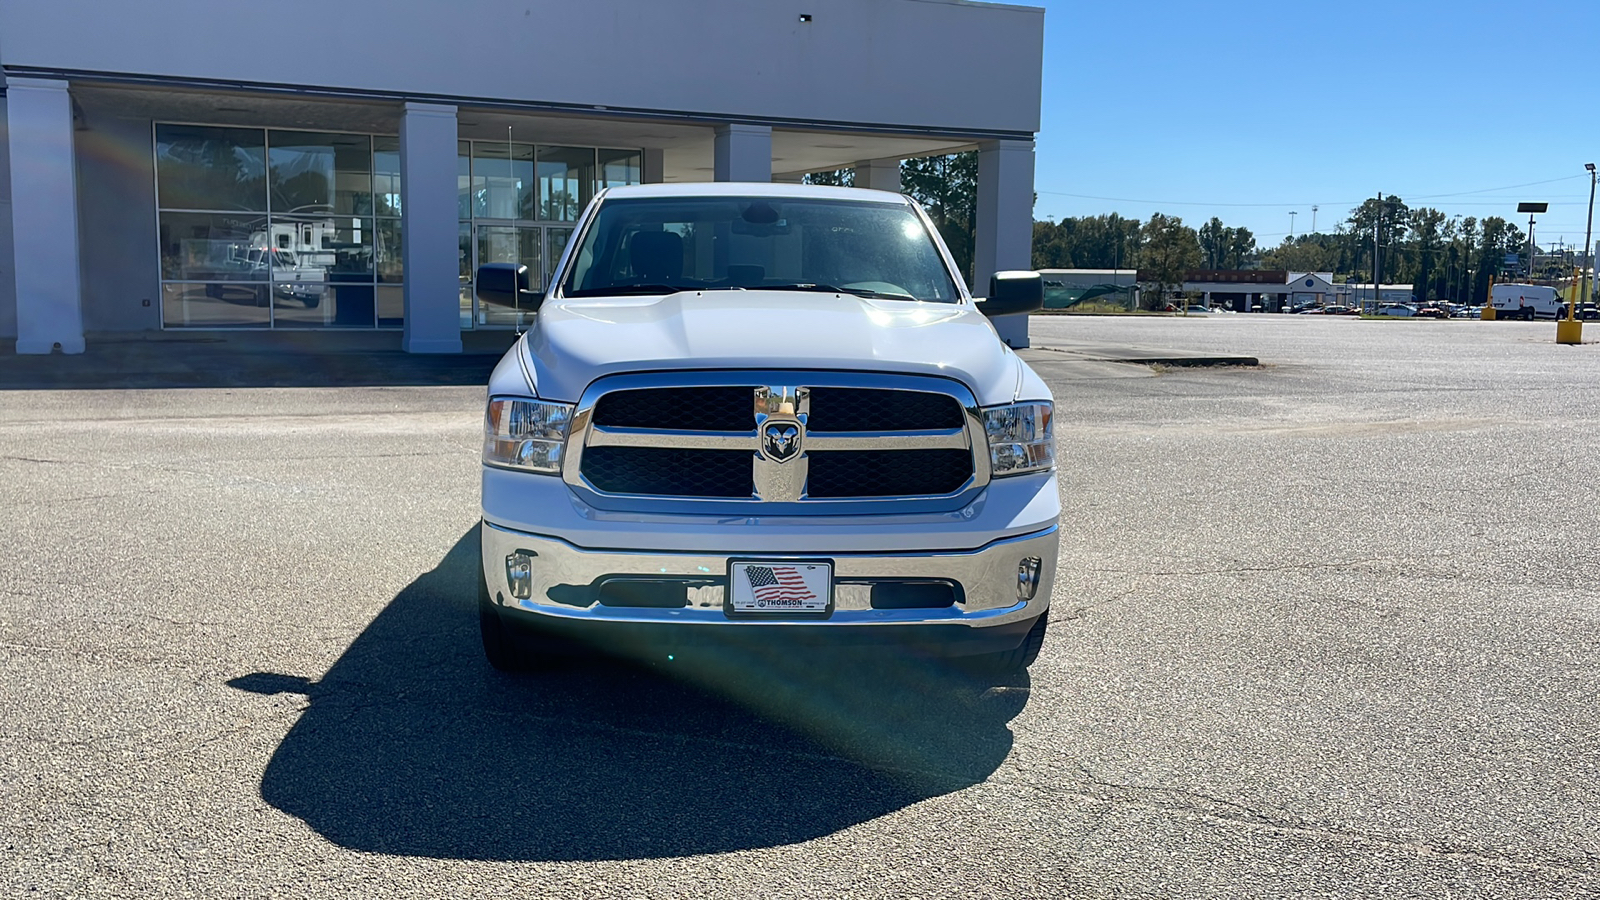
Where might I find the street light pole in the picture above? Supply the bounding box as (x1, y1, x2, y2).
(1583, 163, 1597, 312)
(1289, 210, 1297, 239)
(1311, 205, 1318, 234)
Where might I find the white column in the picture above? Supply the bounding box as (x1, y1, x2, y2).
(713, 124, 771, 182)
(855, 158, 901, 193)
(1203, 291, 1211, 307)
(973, 139, 1036, 348)
(399, 102, 462, 354)
(8, 78, 84, 354)
(641, 148, 665, 185)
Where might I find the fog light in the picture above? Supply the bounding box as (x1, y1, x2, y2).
(1017, 557, 1042, 601)
(505, 551, 535, 601)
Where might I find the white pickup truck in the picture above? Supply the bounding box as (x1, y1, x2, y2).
(476, 183, 1058, 675)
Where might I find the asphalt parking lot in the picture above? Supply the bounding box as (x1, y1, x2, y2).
(3, 316, 1599, 897)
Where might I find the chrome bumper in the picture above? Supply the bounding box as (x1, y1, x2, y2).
(480, 520, 1057, 632)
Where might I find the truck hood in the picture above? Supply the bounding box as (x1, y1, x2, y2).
(520, 290, 1023, 404)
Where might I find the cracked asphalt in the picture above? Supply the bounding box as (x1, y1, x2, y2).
(2, 315, 1598, 897)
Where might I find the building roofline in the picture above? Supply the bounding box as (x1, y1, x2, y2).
(1, 65, 1038, 143)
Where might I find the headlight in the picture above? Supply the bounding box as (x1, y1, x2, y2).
(483, 397, 573, 474)
(983, 401, 1054, 476)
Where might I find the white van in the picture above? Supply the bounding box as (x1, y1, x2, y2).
(1490, 283, 1566, 320)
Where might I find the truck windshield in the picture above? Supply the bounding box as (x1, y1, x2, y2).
(561, 196, 962, 302)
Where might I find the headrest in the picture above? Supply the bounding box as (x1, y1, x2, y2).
(628, 231, 684, 281)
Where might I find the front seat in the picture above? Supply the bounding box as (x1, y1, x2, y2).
(627, 231, 684, 284)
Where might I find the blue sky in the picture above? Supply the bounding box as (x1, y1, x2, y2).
(1028, 0, 1600, 249)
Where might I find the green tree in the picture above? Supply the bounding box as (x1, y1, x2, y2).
(1409, 207, 1446, 302)
(1032, 213, 1141, 270)
(1347, 195, 1412, 282)
(803, 169, 854, 187)
(1140, 212, 1202, 308)
(900, 152, 979, 281)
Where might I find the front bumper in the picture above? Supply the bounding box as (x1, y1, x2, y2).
(480, 520, 1058, 655)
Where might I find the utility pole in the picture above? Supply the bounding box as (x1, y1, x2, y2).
(1583, 163, 1596, 307)
(1289, 210, 1297, 238)
(1311, 205, 1318, 234)
(1373, 193, 1382, 313)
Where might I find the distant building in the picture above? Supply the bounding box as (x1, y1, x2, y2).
(1164, 270, 1412, 312)
(1344, 284, 1417, 309)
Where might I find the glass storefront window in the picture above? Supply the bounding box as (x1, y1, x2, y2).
(158, 212, 271, 281)
(376, 219, 403, 284)
(157, 126, 640, 331)
(377, 286, 405, 330)
(272, 283, 375, 329)
(458, 141, 472, 221)
(161, 283, 270, 328)
(471, 142, 535, 219)
(155, 125, 267, 212)
(267, 214, 374, 279)
(599, 149, 642, 191)
(536, 146, 595, 222)
(374, 136, 402, 217)
(476, 225, 541, 329)
(268, 131, 373, 216)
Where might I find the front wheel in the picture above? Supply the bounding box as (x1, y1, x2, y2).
(964, 611, 1049, 677)
(479, 569, 536, 672)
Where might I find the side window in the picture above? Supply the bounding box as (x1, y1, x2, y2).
(277, 233, 291, 249)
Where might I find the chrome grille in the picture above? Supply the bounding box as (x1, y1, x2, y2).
(568, 372, 987, 507)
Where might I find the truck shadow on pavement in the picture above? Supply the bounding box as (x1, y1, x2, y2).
(229, 529, 1028, 861)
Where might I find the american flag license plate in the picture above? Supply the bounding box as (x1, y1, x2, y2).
(727, 561, 833, 613)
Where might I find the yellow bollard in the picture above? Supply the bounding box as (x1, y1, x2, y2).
(1481, 275, 1496, 319)
(1556, 268, 1583, 344)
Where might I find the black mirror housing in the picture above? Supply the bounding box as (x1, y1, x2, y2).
(476, 263, 545, 311)
(978, 270, 1044, 317)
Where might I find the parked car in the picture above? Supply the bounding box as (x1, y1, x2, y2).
(1415, 305, 1448, 319)
(1451, 305, 1483, 318)
(1321, 305, 1359, 316)
(1377, 303, 1416, 317)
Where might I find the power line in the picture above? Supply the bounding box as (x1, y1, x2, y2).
(1035, 173, 1589, 212)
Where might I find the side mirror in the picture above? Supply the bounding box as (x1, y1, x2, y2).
(977, 270, 1044, 317)
(476, 263, 544, 311)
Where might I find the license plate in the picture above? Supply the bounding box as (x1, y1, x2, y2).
(727, 560, 833, 613)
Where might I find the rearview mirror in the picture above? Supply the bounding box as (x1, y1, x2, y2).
(476, 263, 544, 311)
(977, 270, 1044, 317)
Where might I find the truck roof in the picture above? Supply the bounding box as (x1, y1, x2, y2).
(600, 182, 911, 203)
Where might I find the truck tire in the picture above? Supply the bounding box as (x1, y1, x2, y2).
(966, 611, 1049, 677)
(478, 569, 536, 672)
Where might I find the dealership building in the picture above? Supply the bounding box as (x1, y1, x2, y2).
(0, 0, 1045, 354)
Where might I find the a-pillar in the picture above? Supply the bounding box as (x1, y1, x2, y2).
(973, 139, 1036, 348)
(399, 102, 462, 353)
(855, 158, 901, 193)
(8, 78, 83, 354)
(713, 124, 771, 182)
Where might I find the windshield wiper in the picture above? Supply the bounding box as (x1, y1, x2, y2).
(763, 283, 917, 301)
(565, 283, 698, 297)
